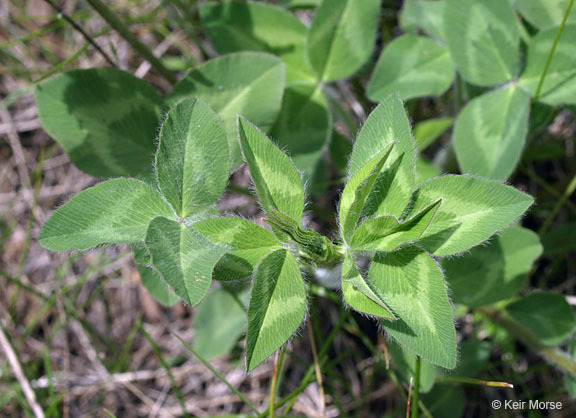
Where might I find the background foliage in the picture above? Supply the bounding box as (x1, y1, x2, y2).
(1, 0, 576, 416)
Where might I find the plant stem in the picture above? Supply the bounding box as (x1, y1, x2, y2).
(85, 0, 177, 84)
(479, 307, 576, 376)
(539, 173, 576, 235)
(533, 0, 574, 101)
(411, 357, 421, 418)
(269, 351, 280, 418)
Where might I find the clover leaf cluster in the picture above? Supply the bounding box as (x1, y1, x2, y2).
(39, 95, 533, 371)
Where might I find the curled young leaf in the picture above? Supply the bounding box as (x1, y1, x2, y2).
(350, 199, 441, 252)
(339, 143, 395, 243)
(348, 95, 416, 218)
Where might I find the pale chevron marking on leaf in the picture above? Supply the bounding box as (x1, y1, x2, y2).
(453, 85, 530, 180)
(200, 1, 315, 84)
(145, 217, 228, 307)
(168, 52, 285, 166)
(246, 249, 306, 371)
(369, 247, 457, 369)
(367, 35, 454, 101)
(39, 178, 174, 251)
(444, 0, 519, 86)
(238, 117, 305, 223)
(34, 68, 163, 177)
(307, 0, 380, 81)
(191, 217, 282, 280)
(404, 175, 533, 256)
(156, 98, 229, 217)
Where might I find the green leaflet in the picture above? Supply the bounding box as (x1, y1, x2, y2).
(307, 0, 380, 81)
(145, 217, 228, 307)
(414, 117, 453, 152)
(506, 293, 576, 346)
(348, 95, 416, 218)
(519, 24, 576, 105)
(133, 244, 180, 307)
(137, 263, 181, 307)
(444, 0, 519, 86)
(269, 83, 332, 171)
(341, 254, 395, 319)
(39, 178, 174, 251)
(339, 143, 395, 243)
(369, 247, 457, 369)
(168, 52, 285, 166)
(443, 226, 543, 307)
(238, 117, 305, 223)
(399, 0, 446, 42)
(34, 68, 163, 178)
(246, 249, 306, 371)
(156, 98, 229, 218)
(350, 199, 441, 252)
(190, 217, 281, 281)
(367, 35, 454, 101)
(453, 85, 531, 181)
(514, 0, 576, 30)
(194, 287, 248, 359)
(200, 1, 315, 84)
(404, 175, 534, 256)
